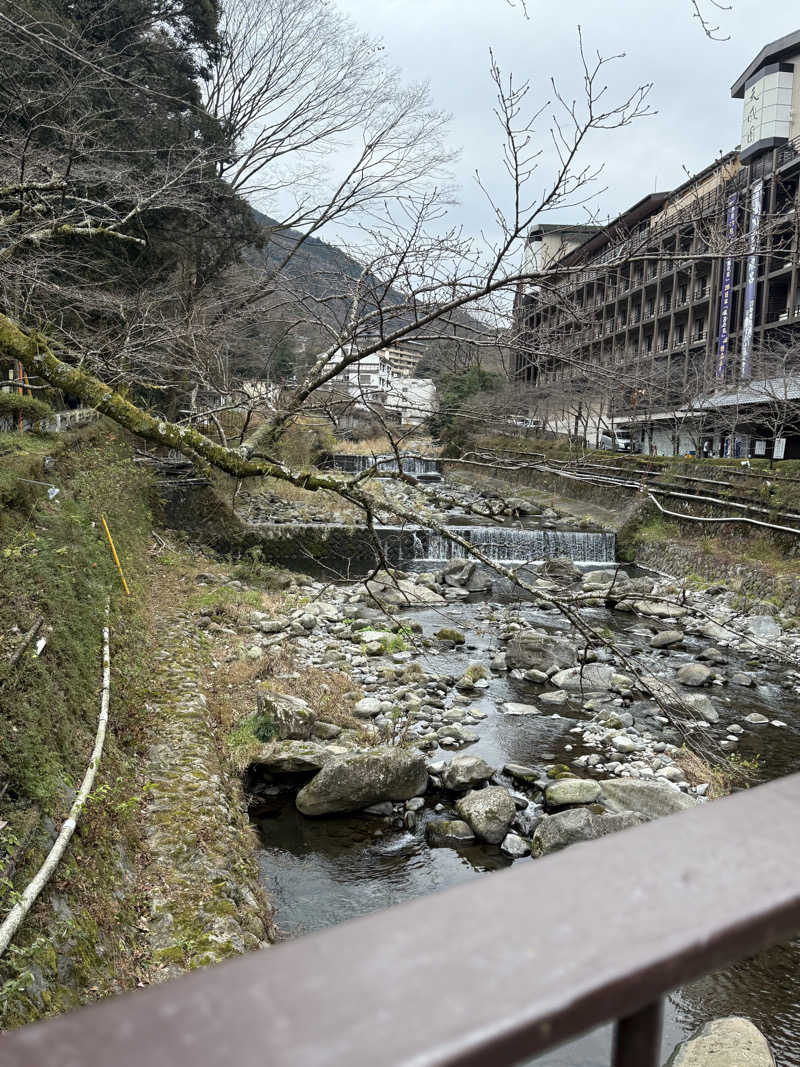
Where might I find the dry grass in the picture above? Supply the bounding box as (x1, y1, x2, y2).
(264, 662, 364, 731)
(673, 746, 759, 799)
(335, 434, 439, 456)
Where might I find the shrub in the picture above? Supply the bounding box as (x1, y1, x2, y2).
(0, 392, 53, 422)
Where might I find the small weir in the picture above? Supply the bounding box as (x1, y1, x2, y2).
(409, 525, 616, 564)
(243, 523, 617, 570)
(324, 453, 443, 479)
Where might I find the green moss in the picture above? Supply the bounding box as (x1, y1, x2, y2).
(0, 393, 52, 421)
(435, 627, 465, 644)
(464, 663, 487, 682)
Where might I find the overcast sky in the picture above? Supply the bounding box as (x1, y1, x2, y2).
(331, 0, 795, 245)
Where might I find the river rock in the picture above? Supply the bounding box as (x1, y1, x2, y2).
(425, 819, 475, 847)
(665, 1016, 775, 1066)
(500, 832, 531, 857)
(676, 662, 713, 687)
(365, 576, 446, 607)
(541, 557, 581, 581)
(312, 721, 342, 740)
(682, 692, 719, 724)
(258, 692, 316, 740)
(540, 689, 569, 706)
(650, 629, 684, 649)
(743, 615, 781, 640)
(598, 779, 698, 820)
(441, 754, 495, 791)
(730, 672, 754, 686)
(456, 787, 516, 844)
(583, 569, 630, 590)
(503, 762, 539, 783)
(633, 599, 687, 619)
(502, 701, 540, 716)
(439, 560, 492, 593)
(249, 740, 331, 775)
(353, 696, 382, 719)
(545, 779, 603, 809)
(295, 746, 428, 815)
(698, 619, 730, 642)
(437, 723, 480, 747)
(506, 632, 576, 673)
(745, 712, 769, 724)
(550, 664, 619, 691)
(532, 807, 643, 856)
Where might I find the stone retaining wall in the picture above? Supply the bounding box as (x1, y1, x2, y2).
(634, 540, 800, 614)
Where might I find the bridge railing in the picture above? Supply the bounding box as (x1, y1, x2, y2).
(3, 773, 800, 1066)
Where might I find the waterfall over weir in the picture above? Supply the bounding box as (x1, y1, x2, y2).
(406, 525, 616, 564)
(325, 453, 442, 478)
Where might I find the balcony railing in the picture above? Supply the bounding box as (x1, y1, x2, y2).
(3, 775, 800, 1067)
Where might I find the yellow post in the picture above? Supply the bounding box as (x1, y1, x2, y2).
(101, 515, 131, 596)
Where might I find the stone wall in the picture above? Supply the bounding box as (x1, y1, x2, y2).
(634, 539, 800, 614)
(441, 459, 643, 525)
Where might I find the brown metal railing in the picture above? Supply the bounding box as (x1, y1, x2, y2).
(3, 774, 800, 1066)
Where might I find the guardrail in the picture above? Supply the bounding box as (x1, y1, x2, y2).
(2, 773, 799, 1066)
(0, 407, 99, 434)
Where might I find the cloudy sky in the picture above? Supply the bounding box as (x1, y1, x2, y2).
(332, 0, 795, 244)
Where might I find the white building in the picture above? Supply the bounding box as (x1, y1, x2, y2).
(383, 377, 438, 426)
(316, 345, 436, 425)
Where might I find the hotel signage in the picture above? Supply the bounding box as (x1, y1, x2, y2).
(741, 64, 794, 162)
(740, 179, 763, 380)
(716, 192, 738, 380)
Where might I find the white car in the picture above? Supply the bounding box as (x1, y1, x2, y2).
(599, 431, 632, 452)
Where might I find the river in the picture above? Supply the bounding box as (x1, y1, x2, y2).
(249, 492, 800, 1064)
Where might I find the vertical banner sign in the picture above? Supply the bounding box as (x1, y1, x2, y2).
(716, 192, 739, 380)
(740, 178, 763, 380)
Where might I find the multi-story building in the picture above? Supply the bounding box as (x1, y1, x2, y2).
(514, 29, 800, 456)
(319, 344, 437, 426)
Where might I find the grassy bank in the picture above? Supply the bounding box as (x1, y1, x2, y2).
(0, 424, 158, 1024)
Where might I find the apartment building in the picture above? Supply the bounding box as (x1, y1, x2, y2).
(514, 29, 800, 454)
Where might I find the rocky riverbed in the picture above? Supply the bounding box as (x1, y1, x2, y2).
(207, 474, 800, 1066)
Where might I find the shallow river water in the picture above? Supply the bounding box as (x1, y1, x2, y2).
(252, 563, 800, 1065)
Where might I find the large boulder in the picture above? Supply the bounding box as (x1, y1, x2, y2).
(665, 1017, 775, 1066)
(550, 664, 624, 691)
(364, 576, 445, 607)
(545, 779, 602, 809)
(441, 754, 495, 791)
(743, 615, 781, 640)
(682, 691, 720, 724)
(597, 779, 698, 820)
(439, 560, 492, 593)
(456, 787, 516, 844)
(650, 629, 684, 649)
(582, 569, 632, 600)
(676, 662, 713, 687)
(260, 692, 316, 740)
(506, 632, 577, 673)
(633, 599, 687, 619)
(541, 557, 581, 582)
(532, 807, 643, 856)
(249, 740, 332, 775)
(296, 746, 428, 815)
(583, 568, 630, 589)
